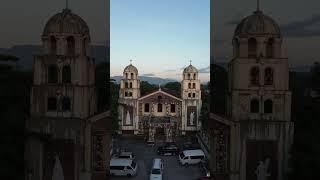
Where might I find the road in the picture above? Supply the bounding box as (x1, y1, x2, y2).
(109, 136, 203, 180)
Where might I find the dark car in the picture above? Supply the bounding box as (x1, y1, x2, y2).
(181, 142, 201, 151)
(157, 143, 180, 156)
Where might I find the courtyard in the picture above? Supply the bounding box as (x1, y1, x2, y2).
(109, 136, 203, 180)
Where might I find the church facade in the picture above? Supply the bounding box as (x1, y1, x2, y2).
(208, 7, 294, 180)
(118, 64, 202, 142)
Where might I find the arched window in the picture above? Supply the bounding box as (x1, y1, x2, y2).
(125, 92, 128, 97)
(47, 97, 57, 111)
(188, 93, 191, 97)
(125, 73, 128, 79)
(266, 38, 274, 58)
(157, 103, 163, 112)
(233, 38, 240, 57)
(250, 99, 259, 113)
(193, 74, 196, 80)
(144, 103, 150, 112)
(62, 97, 71, 111)
(62, 65, 71, 83)
(128, 92, 132, 97)
(170, 104, 176, 113)
(264, 99, 273, 113)
(250, 67, 260, 85)
(125, 82, 128, 88)
(264, 67, 274, 85)
(129, 82, 133, 88)
(188, 83, 191, 89)
(131, 73, 134, 79)
(188, 73, 191, 79)
(48, 65, 58, 83)
(67, 36, 75, 55)
(193, 93, 196, 98)
(248, 38, 257, 58)
(50, 36, 57, 54)
(193, 83, 196, 89)
(82, 38, 87, 56)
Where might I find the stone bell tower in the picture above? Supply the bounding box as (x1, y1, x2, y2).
(118, 62, 141, 134)
(25, 8, 96, 180)
(181, 62, 202, 134)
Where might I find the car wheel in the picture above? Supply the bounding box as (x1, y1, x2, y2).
(127, 174, 132, 177)
(110, 173, 114, 176)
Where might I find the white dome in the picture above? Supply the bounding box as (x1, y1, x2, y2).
(124, 64, 138, 74)
(234, 10, 281, 37)
(183, 65, 198, 74)
(43, 9, 90, 37)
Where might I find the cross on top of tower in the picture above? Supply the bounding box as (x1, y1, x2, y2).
(66, 0, 69, 9)
(130, 59, 133, 65)
(158, 84, 161, 90)
(189, 60, 192, 65)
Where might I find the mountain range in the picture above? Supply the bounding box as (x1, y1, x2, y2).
(111, 76, 177, 85)
(0, 45, 109, 70)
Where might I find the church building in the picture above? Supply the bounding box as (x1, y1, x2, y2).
(118, 63, 202, 142)
(25, 7, 111, 180)
(209, 5, 294, 180)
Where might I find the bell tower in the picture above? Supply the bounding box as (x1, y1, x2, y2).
(181, 62, 202, 134)
(118, 62, 140, 134)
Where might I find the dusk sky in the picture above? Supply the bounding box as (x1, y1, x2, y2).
(0, 0, 108, 47)
(212, 0, 320, 67)
(110, 0, 210, 82)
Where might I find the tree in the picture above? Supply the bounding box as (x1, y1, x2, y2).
(163, 82, 181, 97)
(0, 54, 31, 180)
(110, 79, 119, 134)
(140, 81, 157, 96)
(199, 82, 210, 130)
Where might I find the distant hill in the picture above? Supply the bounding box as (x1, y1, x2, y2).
(0, 45, 109, 71)
(111, 76, 178, 85)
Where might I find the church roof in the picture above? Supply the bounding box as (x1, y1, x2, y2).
(124, 64, 138, 74)
(139, 89, 182, 101)
(43, 8, 90, 37)
(183, 64, 198, 74)
(234, 10, 281, 37)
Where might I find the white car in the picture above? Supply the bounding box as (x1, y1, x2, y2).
(118, 151, 136, 160)
(150, 158, 164, 180)
(110, 158, 138, 177)
(179, 149, 205, 166)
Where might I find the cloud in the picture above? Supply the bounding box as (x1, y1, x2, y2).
(281, 14, 320, 38)
(198, 66, 210, 73)
(141, 73, 155, 76)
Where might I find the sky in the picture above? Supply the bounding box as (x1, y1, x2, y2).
(110, 0, 210, 82)
(212, 0, 320, 67)
(0, 0, 108, 47)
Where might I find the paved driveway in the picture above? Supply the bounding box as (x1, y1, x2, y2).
(109, 136, 202, 180)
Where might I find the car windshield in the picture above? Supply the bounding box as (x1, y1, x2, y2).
(131, 161, 136, 168)
(119, 155, 130, 158)
(151, 168, 161, 174)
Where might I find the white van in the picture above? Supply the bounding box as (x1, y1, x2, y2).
(110, 158, 138, 177)
(149, 158, 164, 180)
(179, 149, 205, 166)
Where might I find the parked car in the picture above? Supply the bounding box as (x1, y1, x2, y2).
(157, 143, 180, 156)
(181, 142, 201, 151)
(179, 149, 205, 166)
(149, 158, 164, 180)
(117, 151, 136, 160)
(109, 158, 138, 177)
